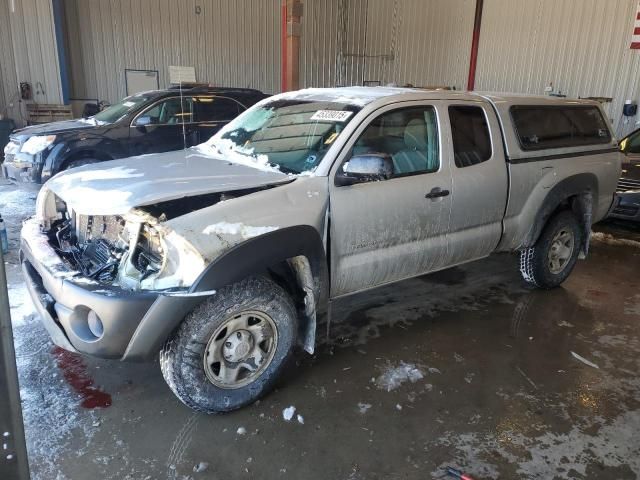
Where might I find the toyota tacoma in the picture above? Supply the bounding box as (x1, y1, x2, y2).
(20, 87, 621, 412)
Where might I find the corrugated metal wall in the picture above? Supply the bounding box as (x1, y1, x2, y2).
(0, 0, 18, 120)
(3, 0, 639, 139)
(0, 0, 62, 123)
(300, 0, 475, 89)
(65, 0, 282, 104)
(476, 0, 640, 137)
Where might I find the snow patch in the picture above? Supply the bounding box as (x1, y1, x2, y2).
(282, 406, 296, 421)
(0, 188, 37, 217)
(202, 221, 278, 239)
(77, 117, 107, 126)
(55, 165, 144, 183)
(14, 323, 99, 479)
(8, 283, 36, 327)
(193, 462, 209, 473)
(198, 138, 281, 174)
(433, 410, 640, 479)
(375, 362, 424, 392)
(591, 231, 640, 249)
(272, 86, 419, 107)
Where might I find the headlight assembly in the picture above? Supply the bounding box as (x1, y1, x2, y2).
(21, 135, 57, 155)
(137, 228, 205, 291)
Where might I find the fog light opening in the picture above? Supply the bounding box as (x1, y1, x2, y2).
(87, 310, 104, 339)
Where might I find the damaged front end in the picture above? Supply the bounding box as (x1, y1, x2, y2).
(37, 188, 205, 292)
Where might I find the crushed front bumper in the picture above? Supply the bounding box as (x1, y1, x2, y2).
(20, 217, 162, 359)
(2, 152, 43, 186)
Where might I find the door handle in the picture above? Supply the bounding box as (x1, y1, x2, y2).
(425, 187, 450, 199)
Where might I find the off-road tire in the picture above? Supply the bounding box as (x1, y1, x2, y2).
(160, 276, 297, 413)
(519, 210, 582, 289)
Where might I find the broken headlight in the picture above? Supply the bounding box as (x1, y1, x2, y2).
(132, 224, 164, 280)
(132, 227, 205, 291)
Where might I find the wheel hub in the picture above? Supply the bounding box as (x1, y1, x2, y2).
(548, 228, 574, 274)
(222, 330, 254, 363)
(203, 310, 278, 390)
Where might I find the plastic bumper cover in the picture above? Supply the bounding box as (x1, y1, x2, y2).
(20, 217, 162, 359)
(2, 151, 44, 185)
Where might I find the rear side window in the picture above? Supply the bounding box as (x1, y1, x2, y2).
(510, 105, 611, 151)
(194, 97, 241, 122)
(449, 106, 492, 167)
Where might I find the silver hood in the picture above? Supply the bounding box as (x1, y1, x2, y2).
(45, 147, 292, 215)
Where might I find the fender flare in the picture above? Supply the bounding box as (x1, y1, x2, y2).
(122, 225, 329, 361)
(524, 173, 598, 252)
(190, 225, 329, 301)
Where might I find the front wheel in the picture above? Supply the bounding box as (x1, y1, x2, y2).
(64, 158, 100, 171)
(519, 210, 583, 289)
(160, 276, 298, 413)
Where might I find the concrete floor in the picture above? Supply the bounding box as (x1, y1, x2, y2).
(2, 179, 640, 480)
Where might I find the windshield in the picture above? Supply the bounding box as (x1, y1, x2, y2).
(93, 94, 154, 124)
(203, 99, 361, 174)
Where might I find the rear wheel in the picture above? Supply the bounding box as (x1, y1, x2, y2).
(519, 210, 582, 289)
(160, 277, 298, 413)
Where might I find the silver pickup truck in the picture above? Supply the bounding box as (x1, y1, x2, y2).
(20, 87, 621, 412)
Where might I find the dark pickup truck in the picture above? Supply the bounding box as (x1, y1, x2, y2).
(2, 86, 268, 185)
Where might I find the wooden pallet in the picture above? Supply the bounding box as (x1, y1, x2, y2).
(26, 103, 73, 124)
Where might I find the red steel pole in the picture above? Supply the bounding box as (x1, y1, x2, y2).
(466, 0, 484, 91)
(281, 2, 287, 92)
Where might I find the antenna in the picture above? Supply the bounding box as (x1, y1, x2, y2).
(179, 78, 187, 150)
(176, 51, 187, 151)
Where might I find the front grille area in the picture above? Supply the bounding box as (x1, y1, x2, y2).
(612, 204, 640, 217)
(3, 139, 20, 156)
(617, 177, 640, 193)
(75, 214, 127, 245)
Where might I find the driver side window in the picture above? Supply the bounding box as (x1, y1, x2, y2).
(141, 97, 194, 125)
(346, 106, 439, 178)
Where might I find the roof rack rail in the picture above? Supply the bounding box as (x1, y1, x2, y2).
(167, 83, 263, 94)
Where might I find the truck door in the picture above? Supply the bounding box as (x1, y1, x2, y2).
(329, 103, 453, 297)
(445, 103, 509, 265)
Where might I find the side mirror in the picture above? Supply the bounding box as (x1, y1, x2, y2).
(335, 154, 394, 186)
(134, 116, 152, 127)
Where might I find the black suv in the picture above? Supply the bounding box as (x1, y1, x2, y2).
(2, 86, 268, 185)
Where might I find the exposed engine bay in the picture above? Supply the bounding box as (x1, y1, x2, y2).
(35, 182, 279, 291)
(41, 192, 204, 291)
(49, 208, 163, 285)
